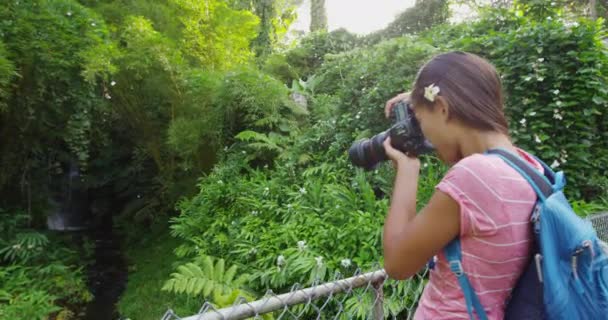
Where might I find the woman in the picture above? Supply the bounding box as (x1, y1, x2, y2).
(382, 51, 540, 319)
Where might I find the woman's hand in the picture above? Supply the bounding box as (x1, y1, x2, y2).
(383, 137, 421, 171)
(385, 92, 411, 118)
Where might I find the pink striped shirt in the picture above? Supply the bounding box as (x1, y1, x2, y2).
(414, 149, 542, 320)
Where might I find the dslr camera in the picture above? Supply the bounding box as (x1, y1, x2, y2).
(348, 100, 433, 170)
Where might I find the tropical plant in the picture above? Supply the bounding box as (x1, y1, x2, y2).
(162, 255, 254, 307)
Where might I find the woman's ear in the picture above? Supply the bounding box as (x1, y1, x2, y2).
(435, 96, 450, 122)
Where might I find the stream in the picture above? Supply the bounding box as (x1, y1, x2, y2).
(47, 162, 128, 320)
(83, 212, 128, 320)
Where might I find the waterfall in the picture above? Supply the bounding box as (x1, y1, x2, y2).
(47, 161, 90, 231)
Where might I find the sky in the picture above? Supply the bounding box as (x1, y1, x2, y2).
(290, 0, 417, 35)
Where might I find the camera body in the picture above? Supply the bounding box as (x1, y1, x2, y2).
(348, 101, 433, 170)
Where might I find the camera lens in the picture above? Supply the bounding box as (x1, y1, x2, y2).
(348, 131, 388, 170)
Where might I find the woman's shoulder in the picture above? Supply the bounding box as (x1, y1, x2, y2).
(449, 148, 542, 176)
(447, 152, 504, 178)
(441, 149, 542, 190)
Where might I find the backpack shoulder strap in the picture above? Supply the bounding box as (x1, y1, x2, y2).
(445, 239, 489, 320)
(485, 148, 553, 201)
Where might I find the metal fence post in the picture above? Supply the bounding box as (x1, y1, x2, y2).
(372, 279, 384, 320)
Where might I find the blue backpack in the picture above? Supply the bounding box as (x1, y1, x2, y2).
(443, 148, 608, 320)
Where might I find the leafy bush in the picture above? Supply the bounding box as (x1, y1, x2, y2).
(314, 36, 437, 136)
(170, 109, 446, 317)
(426, 11, 608, 199)
(0, 210, 93, 319)
(283, 29, 363, 80)
(162, 255, 254, 308)
(0, 41, 14, 113)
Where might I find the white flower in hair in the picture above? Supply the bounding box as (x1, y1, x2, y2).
(424, 83, 440, 102)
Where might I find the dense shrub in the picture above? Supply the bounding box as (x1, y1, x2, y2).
(314, 36, 437, 136)
(282, 29, 363, 81)
(432, 13, 608, 199)
(0, 42, 14, 113)
(0, 211, 93, 319)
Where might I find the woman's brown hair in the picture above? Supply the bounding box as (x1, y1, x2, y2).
(410, 51, 509, 135)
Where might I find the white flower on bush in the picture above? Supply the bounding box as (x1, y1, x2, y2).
(553, 89, 560, 95)
(537, 58, 544, 62)
(553, 112, 563, 120)
(560, 150, 568, 164)
(12, 244, 21, 250)
(277, 255, 286, 267)
(315, 256, 324, 267)
(251, 210, 258, 216)
(297, 240, 307, 251)
(66, 11, 72, 16)
(287, 204, 292, 209)
(556, 101, 563, 107)
(299, 187, 306, 195)
(104, 93, 112, 100)
(520, 118, 526, 126)
(91, 22, 96, 27)
(529, 111, 537, 116)
(111, 81, 116, 86)
(551, 160, 560, 169)
(217, 180, 223, 184)
(249, 248, 257, 255)
(341, 259, 352, 268)
(524, 76, 532, 82)
(534, 134, 541, 144)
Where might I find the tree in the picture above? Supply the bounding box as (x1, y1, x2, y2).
(364, 0, 450, 44)
(310, 0, 327, 32)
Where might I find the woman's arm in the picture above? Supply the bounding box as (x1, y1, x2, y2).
(382, 138, 460, 280)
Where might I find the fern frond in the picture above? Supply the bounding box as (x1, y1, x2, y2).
(224, 265, 237, 284)
(215, 258, 225, 282)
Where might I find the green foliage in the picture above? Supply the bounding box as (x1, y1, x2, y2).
(314, 36, 437, 135)
(117, 229, 201, 319)
(283, 29, 362, 80)
(571, 197, 608, 217)
(0, 0, 116, 213)
(0, 41, 14, 113)
(427, 10, 608, 199)
(162, 255, 253, 307)
(364, 0, 450, 44)
(0, 232, 48, 264)
(0, 209, 93, 319)
(217, 68, 306, 138)
(171, 108, 445, 315)
(172, 0, 260, 69)
(262, 53, 300, 84)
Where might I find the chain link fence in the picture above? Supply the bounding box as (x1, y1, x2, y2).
(161, 212, 608, 320)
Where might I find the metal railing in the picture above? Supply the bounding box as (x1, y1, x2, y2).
(161, 212, 608, 320)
